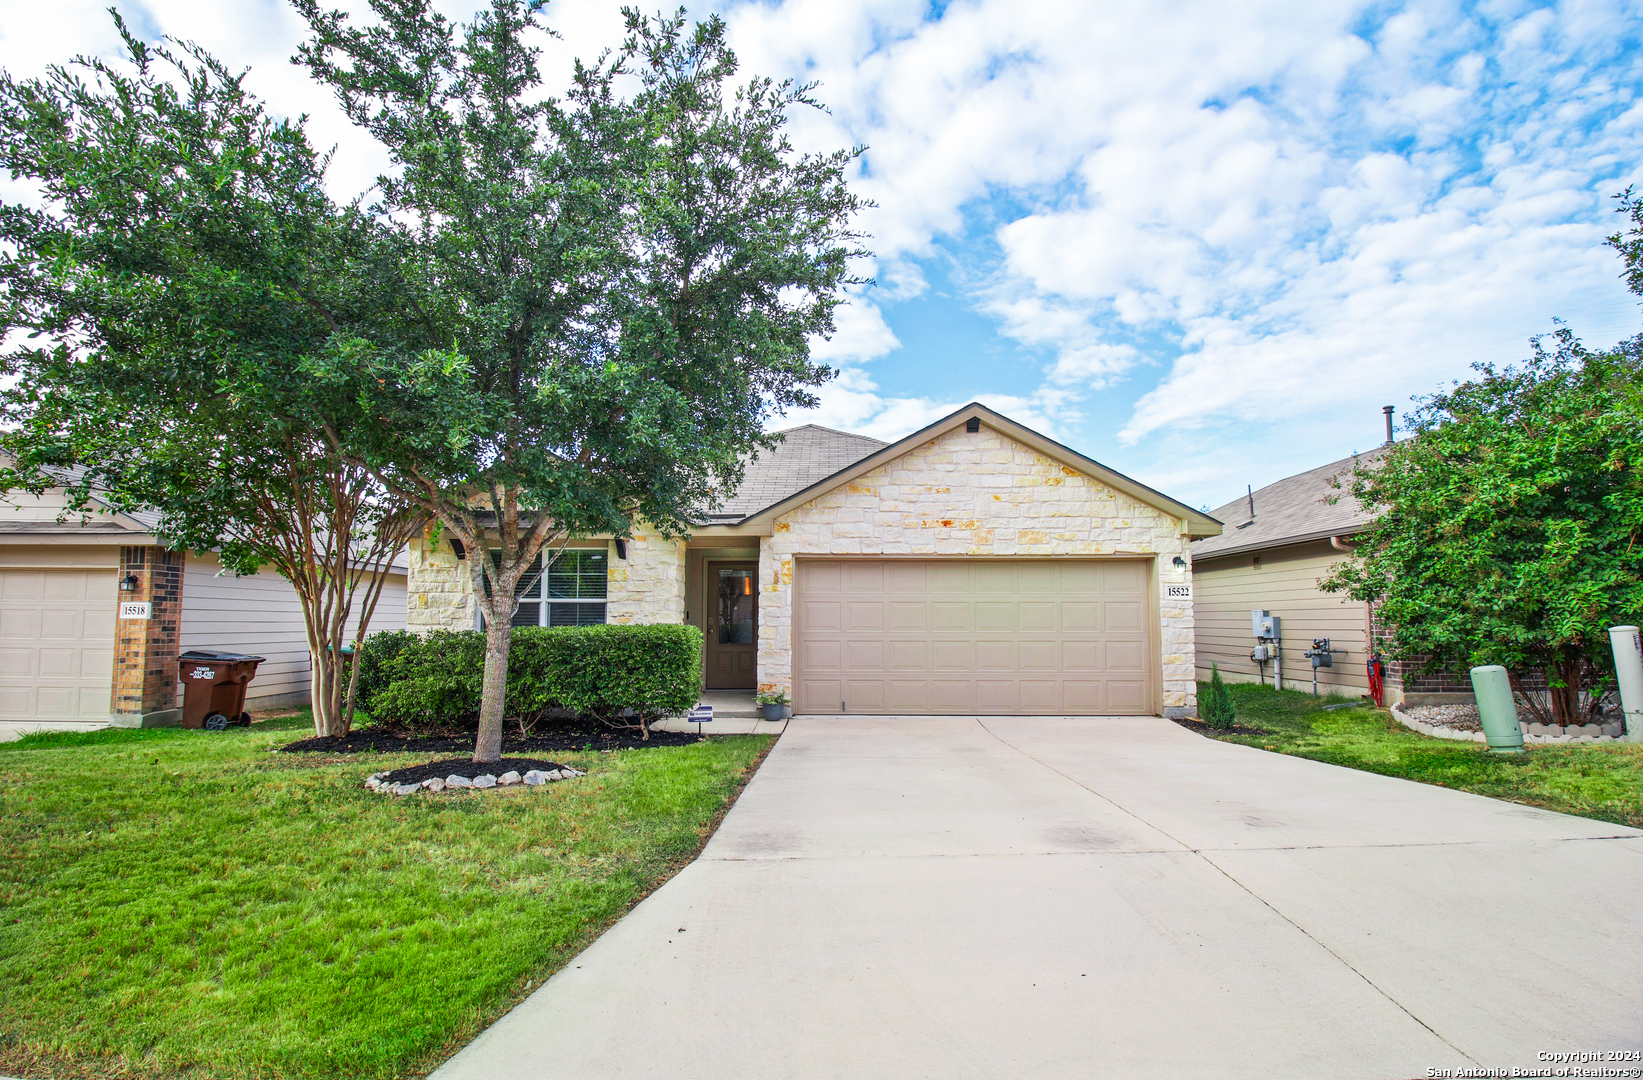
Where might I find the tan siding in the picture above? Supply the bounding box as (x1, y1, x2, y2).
(179, 555, 410, 708)
(181, 553, 311, 706)
(1192, 540, 1371, 696)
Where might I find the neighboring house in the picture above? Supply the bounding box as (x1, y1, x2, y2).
(0, 476, 409, 739)
(1191, 448, 1470, 705)
(407, 404, 1222, 718)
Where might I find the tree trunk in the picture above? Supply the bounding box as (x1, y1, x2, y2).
(1547, 659, 1583, 728)
(474, 608, 513, 763)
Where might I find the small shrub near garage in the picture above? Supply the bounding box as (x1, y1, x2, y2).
(364, 624, 703, 737)
(1201, 663, 1237, 729)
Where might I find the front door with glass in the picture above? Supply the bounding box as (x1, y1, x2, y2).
(705, 563, 758, 690)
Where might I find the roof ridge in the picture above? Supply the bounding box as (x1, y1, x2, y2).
(767, 422, 889, 445)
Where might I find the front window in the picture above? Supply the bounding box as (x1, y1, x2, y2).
(501, 548, 608, 627)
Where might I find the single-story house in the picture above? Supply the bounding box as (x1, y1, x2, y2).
(0, 474, 409, 739)
(1190, 447, 1470, 706)
(407, 404, 1222, 718)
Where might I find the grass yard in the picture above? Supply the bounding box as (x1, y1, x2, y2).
(1201, 681, 1643, 831)
(0, 715, 771, 1080)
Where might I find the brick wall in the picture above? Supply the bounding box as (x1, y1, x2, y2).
(110, 546, 184, 721)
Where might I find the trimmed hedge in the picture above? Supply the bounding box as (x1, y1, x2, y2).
(353, 629, 420, 718)
(361, 624, 704, 735)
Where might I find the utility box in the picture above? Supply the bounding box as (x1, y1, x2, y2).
(1251, 610, 1281, 640)
(178, 650, 265, 730)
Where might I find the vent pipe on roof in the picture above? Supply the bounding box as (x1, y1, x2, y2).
(1383, 405, 1395, 446)
(1246, 484, 1254, 520)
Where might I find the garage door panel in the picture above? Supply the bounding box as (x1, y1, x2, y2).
(37, 649, 79, 678)
(844, 602, 884, 631)
(1017, 564, 1059, 593)
(931, 603, 972, 631)
(1061, 602, 1098, 631)
(842, 563, 883, 591)
(1019, 639, 1057, 670)
(885, 641, 927, 671)
(1, 568, 116, 724)
(803, 601, 841, 632)
(794, 559, 1154, 716)
(974, 680, 1019, 712)
(930, 679, 975, 711)
(931, 640, 972, 670)
(1019, 680, 1061, 712)
(1107, 681, 1149, 713)
(884, 562, 927, 592)
(975, 602, 1017, 631)
(1107, 640, 1147, 673)
(885, 680, 928, 711)
(2, 572, 44, 601)
(843, 642, 884, 671)
(1064, 680, 1107, 712)
(974, 640, 1017, 670)
(841, 678, 884, 711)
(887, 602, 927, 631)
(1104, 601, 1146, 633)
(0, 649, 34, 677)
(801, 639, 841, 672)
(41, 610, 83, 639)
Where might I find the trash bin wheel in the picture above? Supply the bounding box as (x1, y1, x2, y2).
(235, 712, 252, 727)
(204, 713, 229, 731)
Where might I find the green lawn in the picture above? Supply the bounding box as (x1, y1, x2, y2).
(0, 715, 770, 1079)
(1202, 681, 1643, 831)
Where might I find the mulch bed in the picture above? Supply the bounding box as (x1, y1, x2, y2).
(281, 726, 704, 755)
(1170, 717, 1268, 738)
(376, 757, 573, 786)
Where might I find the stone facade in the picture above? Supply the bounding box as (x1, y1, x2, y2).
(406, 530, 686, 632)
(407, 533, 477, 632)
(607, 535, 686, 625)
(755, 425, 1197, 716)
(111, 545, 185, 726)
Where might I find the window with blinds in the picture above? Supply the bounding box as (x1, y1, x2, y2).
(502, 548, 608, 627)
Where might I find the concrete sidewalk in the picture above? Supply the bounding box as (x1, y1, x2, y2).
(433, 716, 1643, 1080)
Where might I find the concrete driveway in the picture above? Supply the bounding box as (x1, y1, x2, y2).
(434, 717, 1643, 1080)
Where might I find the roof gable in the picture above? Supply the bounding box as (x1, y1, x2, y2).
(1191, 448, 1385, 560)
(736, 403, 1222, 538)
(706, 424, 887, 522)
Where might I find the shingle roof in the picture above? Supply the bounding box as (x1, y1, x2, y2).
(706, 424, 887, 521)
(1191, 448, 1386, 560)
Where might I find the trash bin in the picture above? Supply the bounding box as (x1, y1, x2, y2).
(178, 650, 265, 730)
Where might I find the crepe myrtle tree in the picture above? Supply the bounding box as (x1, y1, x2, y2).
(294, 1, 868, 762)
(1322, 328, 1643, 727)
(0, 18, 425, 736)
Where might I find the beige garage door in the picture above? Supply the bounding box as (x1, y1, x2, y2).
(794, 559, 1155, 715)
(0, 569, 117, 724)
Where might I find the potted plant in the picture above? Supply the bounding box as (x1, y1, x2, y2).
(754, 690, 791, 720)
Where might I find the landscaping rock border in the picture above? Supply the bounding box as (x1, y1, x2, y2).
(363, 756, 586, 796)
(1390, 704, 1626, 745)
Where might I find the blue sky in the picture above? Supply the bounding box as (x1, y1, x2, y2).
(4, 0, 1640, 511)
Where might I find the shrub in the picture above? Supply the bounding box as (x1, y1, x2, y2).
(1201, 663, 1237, 729)
(370, 624, 704, 739)
(353, 629, 421, 719)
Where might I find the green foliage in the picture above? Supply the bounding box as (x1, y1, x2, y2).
(1321, 328, 1643, 724)
(352, 629, 420, 718)
(289, 1, 867, 758)
(0, 18, 421, 736)
(0, 713, 768, 1078)
(754, 690, 791, 706)
(372, 625, 704, 735)
(1200, 664, 1237, 729)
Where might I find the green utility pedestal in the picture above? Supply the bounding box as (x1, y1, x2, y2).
(1469, 665, 1524, 753)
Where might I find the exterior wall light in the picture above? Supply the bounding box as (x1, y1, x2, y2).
(614, 538, 628, 560)
(120, 573, 140, 592)
(1171, 556, 1187, 571)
